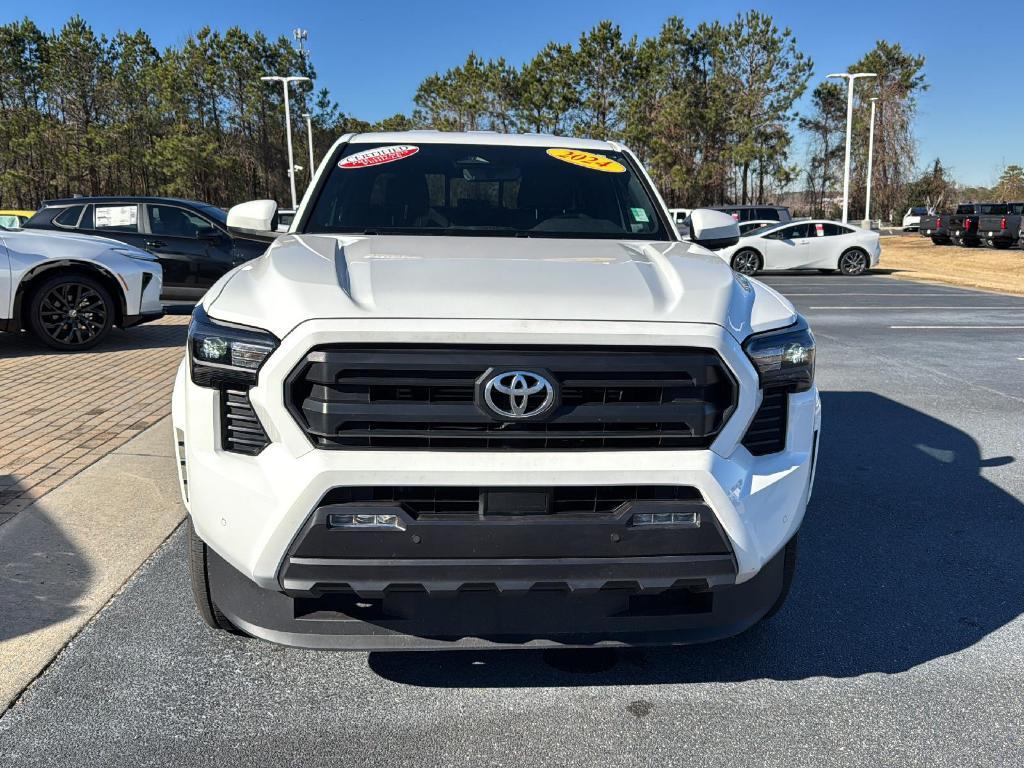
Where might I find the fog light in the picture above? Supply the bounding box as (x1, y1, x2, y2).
(327, 513, 405, 530)
(631, 511, 700, 528)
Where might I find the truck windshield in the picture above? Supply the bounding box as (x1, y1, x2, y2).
(303, 142, 669, 240)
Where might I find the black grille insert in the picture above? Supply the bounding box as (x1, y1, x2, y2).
(741, 388, 788, 456)
(221, 389, 270, 455)
(288, 345, 737, 451)
(318, 485, 705, 520)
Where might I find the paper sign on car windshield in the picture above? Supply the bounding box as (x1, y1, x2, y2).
(338, 145, 419, 169)
(546, 148, 626, 173)
(95, 205, 137, 228)
(815, 223, 824, 237)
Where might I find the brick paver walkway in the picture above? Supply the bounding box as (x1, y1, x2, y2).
(0, 315, 189, 526)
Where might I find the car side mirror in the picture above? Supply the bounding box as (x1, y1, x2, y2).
(686, 209, 740, 250)
(226, 200, 282, 241)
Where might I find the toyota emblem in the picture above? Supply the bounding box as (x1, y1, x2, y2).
(481, 370, 556, 420)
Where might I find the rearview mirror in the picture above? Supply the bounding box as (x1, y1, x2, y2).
(686, 209, 740, 250)
(226, 200, 282, 241)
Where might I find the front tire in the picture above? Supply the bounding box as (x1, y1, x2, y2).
(28, 273, 114, 351)
(838, 248, 869, 276)
(188, 519, 242, 635)
(993, 240, 1012, 250)
(730, 249, 762, 276)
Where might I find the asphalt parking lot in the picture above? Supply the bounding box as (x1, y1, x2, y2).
(1, 273, 1022, 766)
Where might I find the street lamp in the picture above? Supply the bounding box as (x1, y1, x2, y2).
(827, 71, 877, 223)
(261, 75, 311, 209)
(865, 97, 878, 227)
(302, 112, 315, 187)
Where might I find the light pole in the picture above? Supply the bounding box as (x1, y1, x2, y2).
(864, 97, 878, 227)
(302, 112, 315, 186)
(261, 75, 311, 209)
(827, 71, 877, 223)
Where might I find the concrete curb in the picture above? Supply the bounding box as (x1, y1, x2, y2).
(0, 416, 184, 713)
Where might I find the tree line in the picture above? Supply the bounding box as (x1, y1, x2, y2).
(1, 13, 933, 222)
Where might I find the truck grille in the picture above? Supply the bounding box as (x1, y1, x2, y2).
(287, 345, 737, 451)
(318, 485, 705, 519)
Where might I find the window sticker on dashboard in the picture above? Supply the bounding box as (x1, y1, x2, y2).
(546, 148, 626, 173)
(630, 207, 650, 222)
(338, 145, 419, 169)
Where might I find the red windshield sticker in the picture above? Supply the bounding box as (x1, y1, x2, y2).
(338, 145, 419, 169)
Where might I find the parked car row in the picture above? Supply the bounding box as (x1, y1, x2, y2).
(23, 197, 271, 298)
(919, 202, 1024, 248)
(670, 204, 792, 235)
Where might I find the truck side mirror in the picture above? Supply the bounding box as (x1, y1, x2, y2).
(226, 200, 282, 241)
(686, 209, 740, 250)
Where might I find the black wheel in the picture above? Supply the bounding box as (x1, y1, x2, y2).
(931, 237, 949, 246)
(763, 534, 798, 621)
(188, 519, 242, 635)
(730, 249, 762, 276)
(838, 248, 868, 276)
(28, 273, 113, 351)
(993, 240, 1012, 250)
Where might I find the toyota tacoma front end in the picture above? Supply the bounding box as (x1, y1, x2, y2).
(172, 132, 820, 649)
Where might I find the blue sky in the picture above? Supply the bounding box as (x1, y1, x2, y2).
(10, 0, 1013, 186)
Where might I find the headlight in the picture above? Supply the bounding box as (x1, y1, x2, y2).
(188, 304, 279, 388)
(112, 247, 158, 262)
(743, 315, 815, 393)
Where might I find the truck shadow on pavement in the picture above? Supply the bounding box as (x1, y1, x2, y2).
(0, 484, 93, 644)
(368, 391, 1022, 686)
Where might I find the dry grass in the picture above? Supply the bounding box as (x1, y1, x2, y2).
(879, 236, 1024, 296)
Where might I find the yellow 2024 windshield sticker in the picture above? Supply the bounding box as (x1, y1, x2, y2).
(546, 148, 626, 173)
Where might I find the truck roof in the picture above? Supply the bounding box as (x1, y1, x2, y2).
(340, 130, 623, 153)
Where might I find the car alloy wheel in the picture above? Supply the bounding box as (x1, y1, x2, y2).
(34, 279, 112, 349)
(839, 250, 867, 276)
(731, 250, 761, 276)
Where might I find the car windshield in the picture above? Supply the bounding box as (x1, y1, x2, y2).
(302, 142, 669, 240)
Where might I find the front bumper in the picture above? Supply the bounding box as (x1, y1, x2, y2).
(173, 318, 820, 647)
(208, 541, 789, 650)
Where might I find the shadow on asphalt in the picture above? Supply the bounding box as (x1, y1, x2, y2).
(0, 478, 94, 644)
(368, 391, 1022, 687)
(758, 268, 904, 277)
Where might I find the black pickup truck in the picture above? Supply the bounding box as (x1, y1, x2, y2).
(977, 202, 1023, 249)
(946, 203, 1010, 247)
(919, 212, 950, 244)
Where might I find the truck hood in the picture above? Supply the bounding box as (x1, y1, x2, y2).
(206, 234, 795, 341)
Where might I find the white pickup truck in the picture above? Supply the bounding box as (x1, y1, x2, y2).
(173, 132, 820, 650)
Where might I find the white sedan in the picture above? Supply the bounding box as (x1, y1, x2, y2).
(1, 228, 164, 350)
(717, 220, 881, 276)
